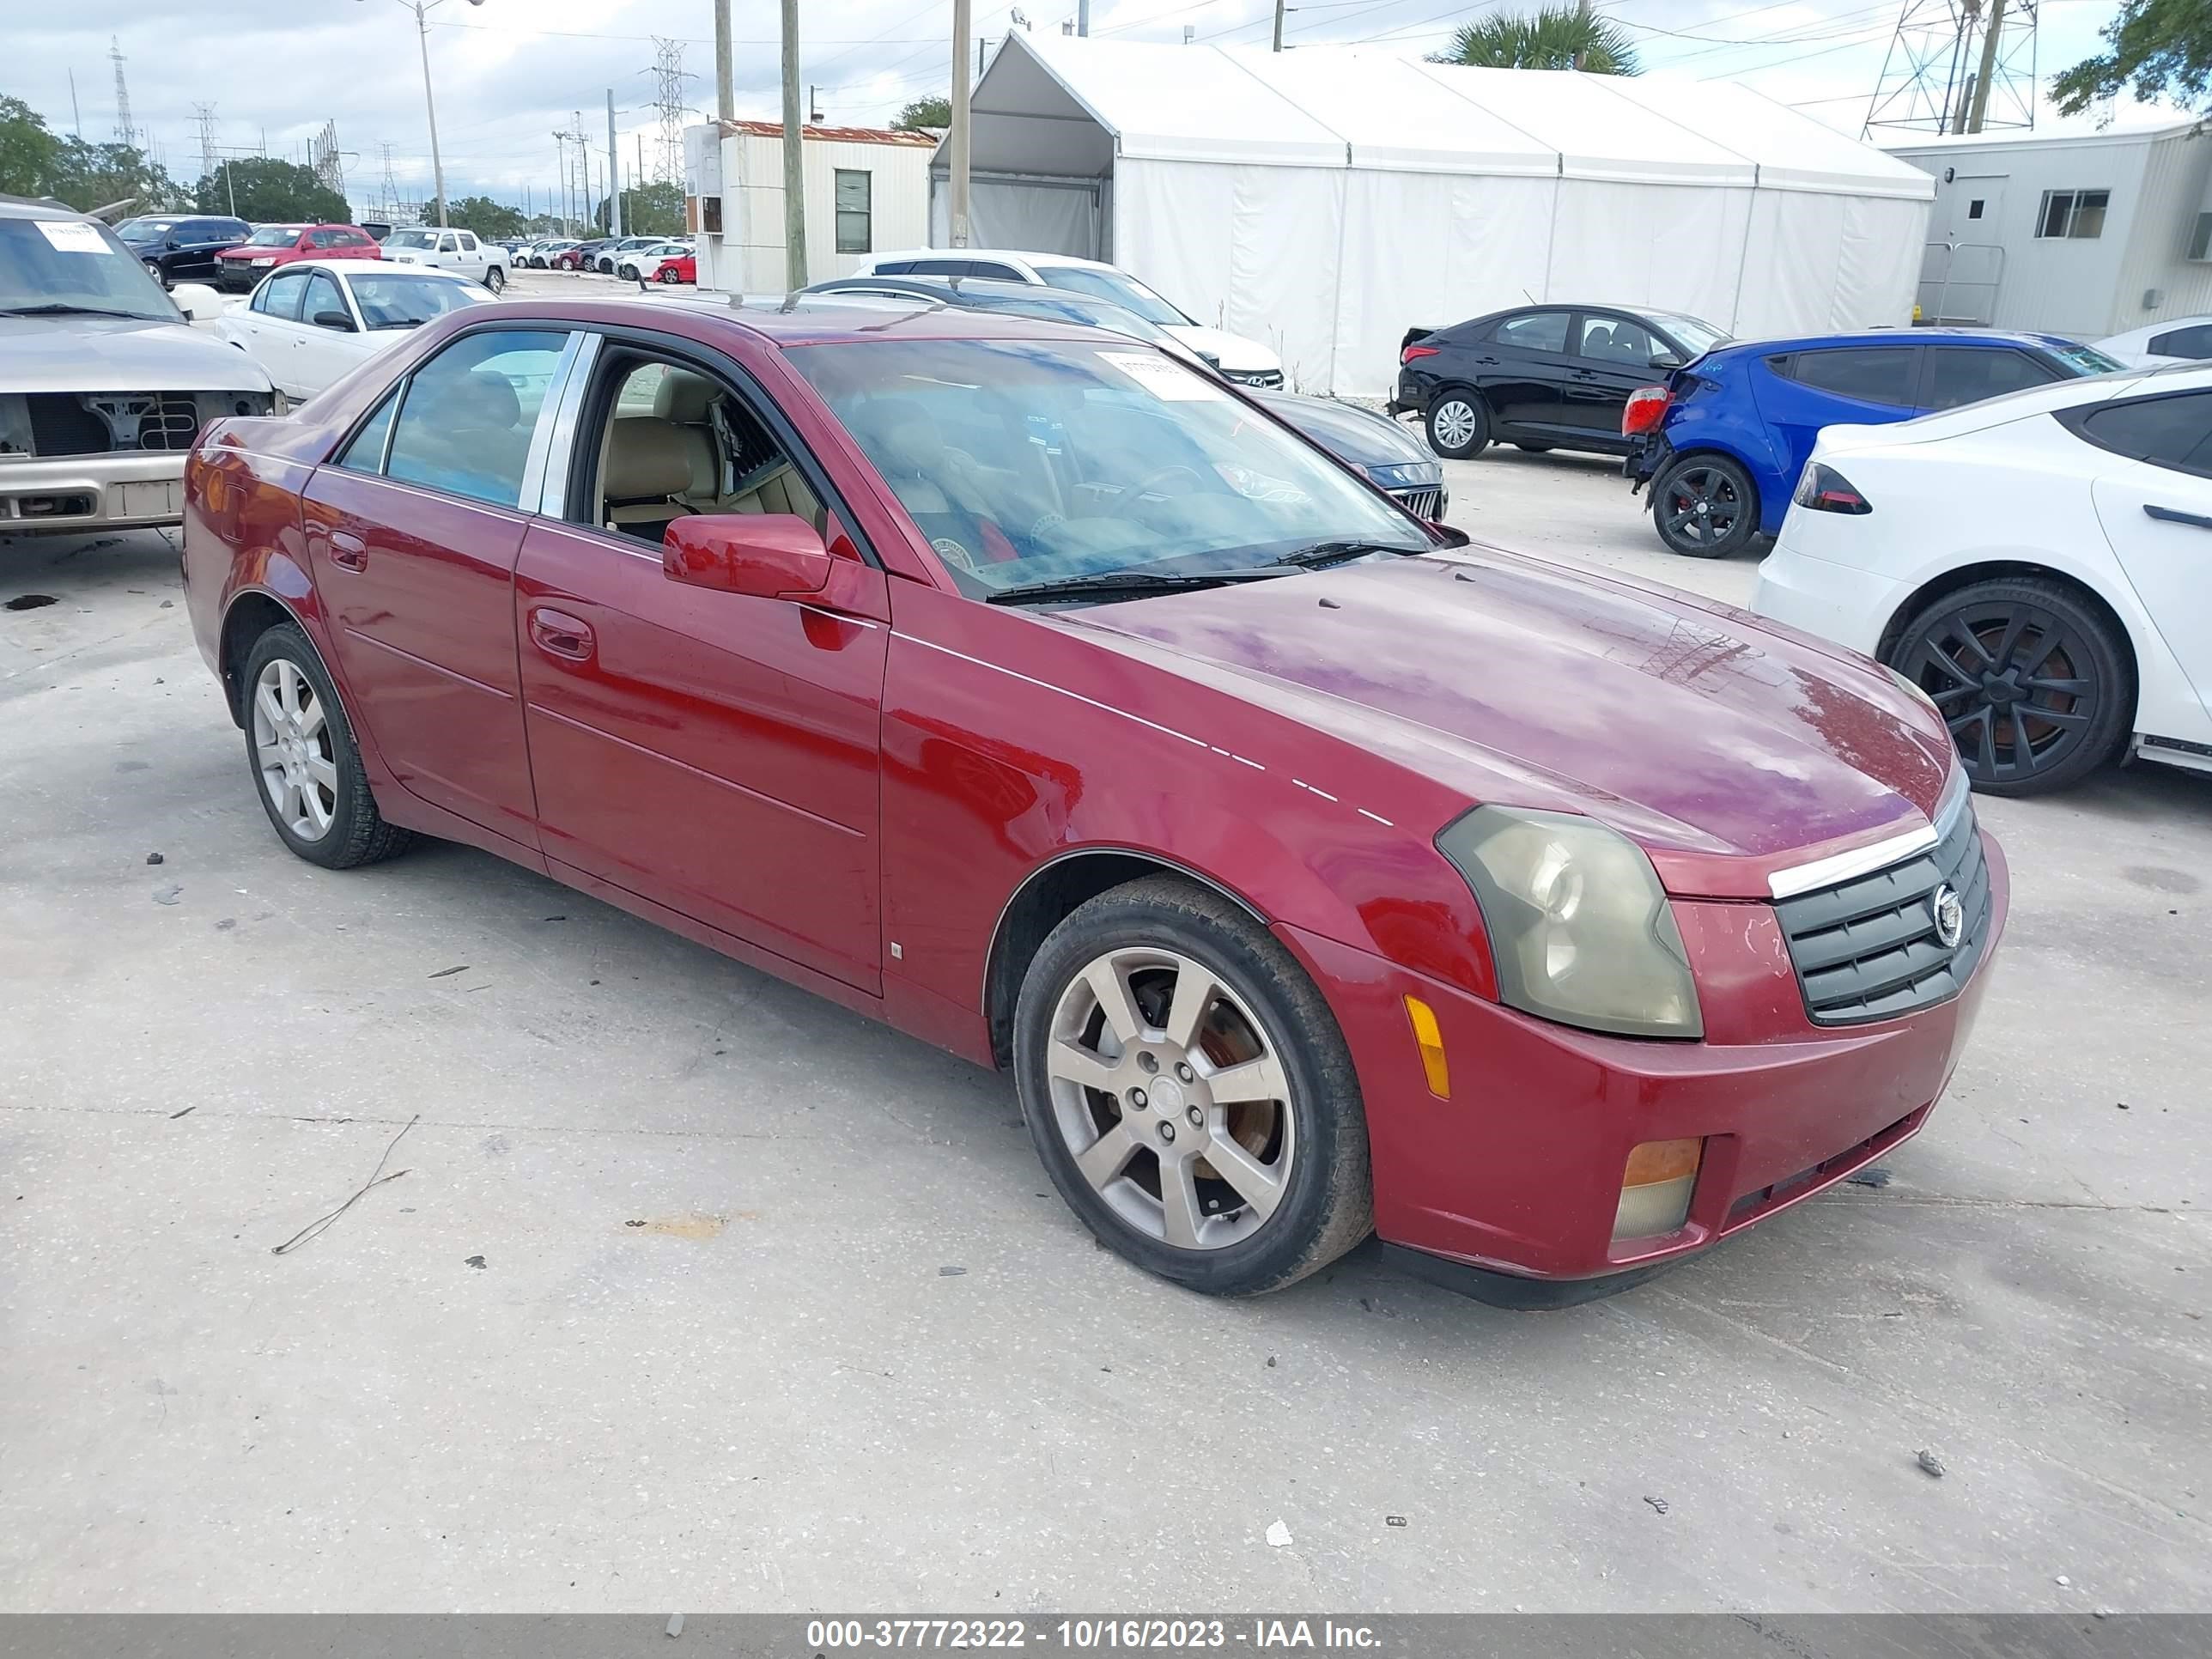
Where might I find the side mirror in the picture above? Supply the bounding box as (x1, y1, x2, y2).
(312, 309, 356, 331)
(664, 514, 830, 600)
(1650, 350, 1685, 371)
(171, 283, 224, 322)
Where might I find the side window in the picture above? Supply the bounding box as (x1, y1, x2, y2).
(872, 259, 915, 275)
(835, 169, 872, 254)
(459, 232, 478, 252)
(2146, 324, 2212, 360)
(439, 233, 461, 253)
(303, 270, 349, 328)
(2069, 392, 2212, 477)
(385, 330, 571, 507)
(335, 390, 399, 473)
(906, 258, 974, 276)
(1788, 347, 1917, 407)
(1490, 311, 1571, 354)
(1922, 348, 2054, 411)
(968, 261, 1024, 282)
(307, 229, 342, 249)
(256, 269, 312, 320)
(1577, 314, 1656, 366)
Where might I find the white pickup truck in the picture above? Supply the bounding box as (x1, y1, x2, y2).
(378, 227, 507, 292)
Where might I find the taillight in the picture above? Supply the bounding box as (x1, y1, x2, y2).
(1793, 462, 1873, 515)
(1401, 343, 1440, 364)
(1621, 386, 1669, 437)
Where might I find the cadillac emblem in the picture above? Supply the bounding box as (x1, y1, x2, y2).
(1931, 884, 1965, 950)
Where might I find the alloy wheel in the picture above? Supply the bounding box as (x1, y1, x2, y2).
(251, 659, 338, 842)
(1431, 399, 1480, 452)
(1044, 946, 1296, 1252)
(1660, 464, 1742, 549)
(1902, 599, 2099, 786)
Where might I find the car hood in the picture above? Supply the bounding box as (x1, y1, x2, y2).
(1062, 549, 1955, 896)
(1164, 323, 1279, 374)
(1253, 391, 1436, 471)
(0, 313, 272, 395)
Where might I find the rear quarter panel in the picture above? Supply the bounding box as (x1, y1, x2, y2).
(182, 425, 324, 702)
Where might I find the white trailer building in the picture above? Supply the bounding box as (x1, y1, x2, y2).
(1887, 121, 2212, 340)
(684, 120, 936, 295)
(932, 33, 1936, 397)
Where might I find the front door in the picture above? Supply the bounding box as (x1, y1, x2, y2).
(1561, 312, 1664, 447)
(300, 325, 577, 844)
(291, 270, 362, 397)
(2083, 387, 2212, 723)
(514, 342, 891, 993)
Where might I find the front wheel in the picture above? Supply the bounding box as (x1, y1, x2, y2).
(1425, 392, 1489, 460)
(1885, 576, 2132, 796)
(1652, 453, 1758, 558)
(1013, 876, 1372, 1297)
(240, 623, 413, 869)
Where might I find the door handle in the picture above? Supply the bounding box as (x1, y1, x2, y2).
(529, 606, 594, 662)
(328, 531, 368, 571)
(2144, 503, 2212, 532)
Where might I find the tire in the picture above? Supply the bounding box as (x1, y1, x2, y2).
(1424, 391, 1489, 459)
(1885, 575, 2132, 797)
(483, 265, 505, 293)
(658, 265, 681, 284)
(1651, 452, 1758, 558)
(240, 623, 413, 869)
(1515, 442, 1553, 453)
(1013, 875, 1372, 1297)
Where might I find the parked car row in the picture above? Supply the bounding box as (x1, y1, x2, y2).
(517, 234, 696, 281)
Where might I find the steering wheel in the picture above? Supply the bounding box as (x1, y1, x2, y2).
(1111, 465, 1205, 520)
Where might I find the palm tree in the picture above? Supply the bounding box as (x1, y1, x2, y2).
(1431, 5, 1642, 75)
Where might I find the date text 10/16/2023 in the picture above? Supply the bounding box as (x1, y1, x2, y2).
(803, 1619, 1382, 1650)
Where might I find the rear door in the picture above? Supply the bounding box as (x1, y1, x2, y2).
(300, 325, 580, 843)
(2079, 387, 2212, 720)
(1757, 344, 1921, 484)
(1475, 309, 1576, 437)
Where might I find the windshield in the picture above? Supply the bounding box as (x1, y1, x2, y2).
(348, 271, 493, 330)
(243, 226, 301, 247)
(2048, 342, 2125, 375)
(787, 337, 1425, 601)
(1034, 266, 1190, 328)
(1650, 312, 1729, 357)
(0, 217, 180, 321)
(117, 217, 179, 245)
(384, 228, 438, 250)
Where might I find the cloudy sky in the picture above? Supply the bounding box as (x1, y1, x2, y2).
(8, 0, 2182, 215)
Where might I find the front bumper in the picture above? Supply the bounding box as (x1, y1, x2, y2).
(1279, 827, 2008, 1291)
(0, 453, 187, 533)
(216, 264, 272, 290)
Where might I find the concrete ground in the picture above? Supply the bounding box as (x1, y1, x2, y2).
(2, 434, 2207, 1615)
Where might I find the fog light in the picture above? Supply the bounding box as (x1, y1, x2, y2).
(1403, 995, 1449, 1100)
(1613, 1137, 1702, 1240)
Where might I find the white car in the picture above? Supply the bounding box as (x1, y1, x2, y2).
(617, 241, 694, 282)
(1753, 363, 2212, 796)
(213, 259, 494, 401)
(2093, 315, 2212, 370)
(850, 246, 1285, 388)
(379, 226, 507, 291)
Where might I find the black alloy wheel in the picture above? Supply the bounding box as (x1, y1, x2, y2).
(1653, 453, 1756, 558)
(1887, 576, 2131, 797)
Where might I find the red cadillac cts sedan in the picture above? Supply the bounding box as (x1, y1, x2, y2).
(180, 297, 2006, 1304)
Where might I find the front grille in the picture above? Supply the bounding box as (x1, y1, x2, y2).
(1391, 485, 1443, 519)
(1776, 787, 1990, 1025)
(1224, 368, 1285, 390)
(137, 395, 203, 451)
(27, 394, 111, 457)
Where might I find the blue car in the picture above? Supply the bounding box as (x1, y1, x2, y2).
(1625, 329, 2122, 557)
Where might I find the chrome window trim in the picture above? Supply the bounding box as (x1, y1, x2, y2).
(530, 331, 601, 517)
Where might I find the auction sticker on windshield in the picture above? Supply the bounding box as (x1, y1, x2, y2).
(36, 221, 110, 254)
(1099, 349, 1225, 400)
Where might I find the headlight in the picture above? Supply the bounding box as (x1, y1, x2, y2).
(1437, 806, 1704, 1039)
(1886, 663, 1942, 720)
(250, 256, 275, 266)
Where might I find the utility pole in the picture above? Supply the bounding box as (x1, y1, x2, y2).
(1078, 0, 1089, 33)
(1966, 0, 2007, 131)
(552, 134, 568, 234)
(417, 4, 451, 226)
(606, 89, 622, 238)
(1272, 0, 1285, 51)
(69, 70, 82, 137)
(781, 0, 807, 286)
(714, 0, 735, 123)
(950, 0, 972, 247)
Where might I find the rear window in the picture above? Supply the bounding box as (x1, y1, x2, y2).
(2146, 324, 2212, 360)
(1775, 346, 1917, 407)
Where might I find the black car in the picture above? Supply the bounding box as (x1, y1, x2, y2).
(1391, 305, 1731, 461)
(801, 274, 1448, 519)
(116, 215, 252, 287)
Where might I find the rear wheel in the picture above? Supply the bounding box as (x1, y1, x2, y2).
(1013, 877, 1371, 1297)
(1425, 392, 1489, 460)
(1885, 576, 2132, 796)
(658, 265, 682, 284)
(240, 623, 413, 869)
(1652, 453, 1757, 557)
(483, 266, 505, 293)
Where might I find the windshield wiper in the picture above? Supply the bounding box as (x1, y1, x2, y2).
(0, 304, 154, 319)
(1271, 539, 1419, 571)
(982, 567, 1298, 605)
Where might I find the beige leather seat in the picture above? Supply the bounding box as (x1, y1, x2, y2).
(601, 416, 696, 538)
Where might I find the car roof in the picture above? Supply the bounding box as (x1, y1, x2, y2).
(277, 258, 478, 280)
(0, 196, 94, 223)
(1716, 327, 2082, 355)
(867, 246, 1115, 273)
(492, 294, 1143, 350)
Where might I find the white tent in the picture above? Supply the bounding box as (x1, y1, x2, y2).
(931, 34, 1936, 396)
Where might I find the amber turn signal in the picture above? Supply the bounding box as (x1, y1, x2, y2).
(1613, 1137, 1703, 1241)
(1403, 995, 1449, 1099)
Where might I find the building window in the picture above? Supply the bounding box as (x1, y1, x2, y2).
(2036, 189, 2109, 240)
(834, 169, 871, 254)
(2188, 212, 2212, 262)
(1966, 198, 1984, 220)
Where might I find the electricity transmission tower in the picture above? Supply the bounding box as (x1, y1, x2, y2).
(649, 37, 694, 184)
(309, 120, 348, 199)
(110, 35, 136, 148)
(1864, 0, 2039, 137)
(193, 103, 218, 183)
(379, 142, 401, 221)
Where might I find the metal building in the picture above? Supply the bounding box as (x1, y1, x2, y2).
(683, 120, 936, 295)
(1889, 120, 2212, 339)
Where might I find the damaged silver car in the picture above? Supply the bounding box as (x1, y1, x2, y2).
(2, 197, 278, 536)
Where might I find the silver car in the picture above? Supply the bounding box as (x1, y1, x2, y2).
(2, 197, 276, 535)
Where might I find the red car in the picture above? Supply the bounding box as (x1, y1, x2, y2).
(216, 222, 381, 291)
(180, 299, 2006, 1304)
(649, 250, 696, 284)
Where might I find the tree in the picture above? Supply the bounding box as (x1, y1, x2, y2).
(893, 94, 952, 131)
(2053, 0, 2212, 118)
(0, 95, 64, 198)
(446, 194, 526, 238)
(51, 138, 179, 215)
(1431, 5, 1641, 75)
(595, 178, 684, 235)
(193, 157, 348, 224)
